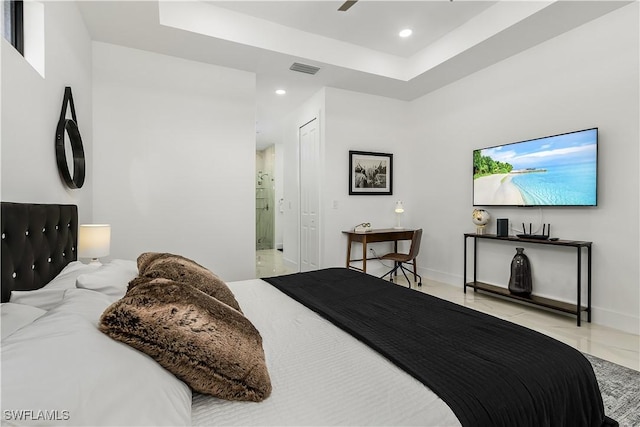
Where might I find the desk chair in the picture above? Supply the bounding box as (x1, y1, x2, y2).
(379, 229, 422, 288)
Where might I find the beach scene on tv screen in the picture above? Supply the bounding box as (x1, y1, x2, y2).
(473, 129, 597, 206)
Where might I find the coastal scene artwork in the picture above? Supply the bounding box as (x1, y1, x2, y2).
(349, 151, 393, 195)
(473, 128, 597, 206)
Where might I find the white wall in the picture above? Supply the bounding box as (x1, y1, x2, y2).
(409, 4, 639, 333)
(282, 4, 638, 334)
(1, 2, 93, 223)
(323, 87, 412, 274)
(92, 42, 256, 281)
(281, 87, 412, 274)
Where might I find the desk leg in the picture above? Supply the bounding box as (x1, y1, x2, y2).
(362, 240, 367, 273)
(346, 237, 352, 269)
(393, 240, 399, 278)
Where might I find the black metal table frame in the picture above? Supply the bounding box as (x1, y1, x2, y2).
(463, 233, 592, 326)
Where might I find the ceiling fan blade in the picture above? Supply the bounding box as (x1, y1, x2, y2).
(338, 0, 358, 12)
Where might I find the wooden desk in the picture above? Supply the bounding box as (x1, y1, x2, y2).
(343, 228, 415, 273)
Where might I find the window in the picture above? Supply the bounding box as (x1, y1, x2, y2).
(3, 0, 24, 55)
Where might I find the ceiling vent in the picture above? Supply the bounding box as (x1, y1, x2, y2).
(289, 62, 320, 75)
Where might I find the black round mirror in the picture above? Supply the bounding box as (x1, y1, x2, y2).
(55, 118, 85, 189)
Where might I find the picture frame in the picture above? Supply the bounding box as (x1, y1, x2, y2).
(349, 150, 393, 195)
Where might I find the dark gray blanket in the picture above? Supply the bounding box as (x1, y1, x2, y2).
(264, 268, 614, 427)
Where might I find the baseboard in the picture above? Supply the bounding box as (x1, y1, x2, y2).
(591, 306, 640, 335)
(282, 257, 298, 271)
(419, 267, 462, 288)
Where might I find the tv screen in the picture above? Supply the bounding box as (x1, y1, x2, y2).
(473, 128, 598, 206)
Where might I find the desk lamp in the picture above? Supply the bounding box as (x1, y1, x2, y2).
(78, 224, 111, 266)
(394, 201, 404, 229)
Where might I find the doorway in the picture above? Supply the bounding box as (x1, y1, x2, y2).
(255, 146, 275, 250)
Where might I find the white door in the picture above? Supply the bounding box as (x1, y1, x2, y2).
(299, 118, 320, 272)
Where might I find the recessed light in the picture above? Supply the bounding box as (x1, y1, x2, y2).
(275, 89, 286, 95)
(399, 29, 412, 38)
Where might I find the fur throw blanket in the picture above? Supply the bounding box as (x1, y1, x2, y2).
(100, 252, 271, 401)
(99, 278, 271, 402)
(131, 252, 242, 312)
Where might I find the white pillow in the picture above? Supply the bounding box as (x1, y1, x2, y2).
(9, 262, 99, 310)
(0, 303, 46, 340)
(55, 289, 114, 326)
(1, 304, 192, 426)
(75, 259, 138, 299)
(10, 289, 70, 311)
(42, 261, 99, 290)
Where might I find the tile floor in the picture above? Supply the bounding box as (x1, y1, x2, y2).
(255, 249, 639, 371)
(256, 249, 296, 278)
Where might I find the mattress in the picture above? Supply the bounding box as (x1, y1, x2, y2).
(1, 261, 458, 426)
(192, 278, 460, 426)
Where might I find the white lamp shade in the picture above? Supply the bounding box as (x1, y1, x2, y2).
(78, 224, 111, 259)
(394, 201, 405, 213)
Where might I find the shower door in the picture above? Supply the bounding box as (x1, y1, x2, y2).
(256, 172, 274, 250)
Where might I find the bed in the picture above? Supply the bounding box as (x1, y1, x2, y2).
(1, 202, 617, 426)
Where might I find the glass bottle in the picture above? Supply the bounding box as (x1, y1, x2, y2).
(508, 247, 532, 296)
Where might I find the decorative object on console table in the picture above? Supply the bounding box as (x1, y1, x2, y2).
(78, 224, 111, 266)
(393, 201, 404, 229)
(508, 247, 532, 296)
(497, 218, 509, 237)
(348, 150, 393, 195)
(516, 222, 551, 240)
(472, 209, 490, 234)
(55, 87, 86, 189)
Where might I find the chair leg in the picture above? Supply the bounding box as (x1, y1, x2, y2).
(382, 261, 421, 289)
(380, 263, 400, 282)
(412, 260, 422, 287)
(399, 264, 411, 289)
(400, 263, 422, 288)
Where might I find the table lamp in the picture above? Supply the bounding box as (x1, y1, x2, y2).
(78, 224, 111, 266)
(394, 201, 404, 229)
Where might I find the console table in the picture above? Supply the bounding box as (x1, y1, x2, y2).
(343, 228, 415, 273)
(463, 233, 592, 326)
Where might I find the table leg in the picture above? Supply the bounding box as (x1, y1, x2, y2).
(473, 237, 477, 293)
(577, 248, 582, 327)
(587, 245, 592, 323)
(393, 240, 398, 278)
(346, 236, 352, 269)
(464, 236, 467, 293)
(362, 239, 367, 273)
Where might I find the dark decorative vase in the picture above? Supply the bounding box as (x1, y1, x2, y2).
(508, 248, 532, 296)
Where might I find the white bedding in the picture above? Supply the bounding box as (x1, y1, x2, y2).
(1, 261, 192, 426)
(1, 262, 459, 426)
(192, 279, 460, 426)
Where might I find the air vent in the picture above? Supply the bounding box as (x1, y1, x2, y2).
(289, 62, 320, 75)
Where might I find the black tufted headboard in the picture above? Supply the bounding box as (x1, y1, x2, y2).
(1, 202, 78, 302)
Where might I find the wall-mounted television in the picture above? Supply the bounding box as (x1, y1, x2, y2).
(473, 128, 598, 207)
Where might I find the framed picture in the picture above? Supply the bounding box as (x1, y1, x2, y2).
(349, 150, 393, 195)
